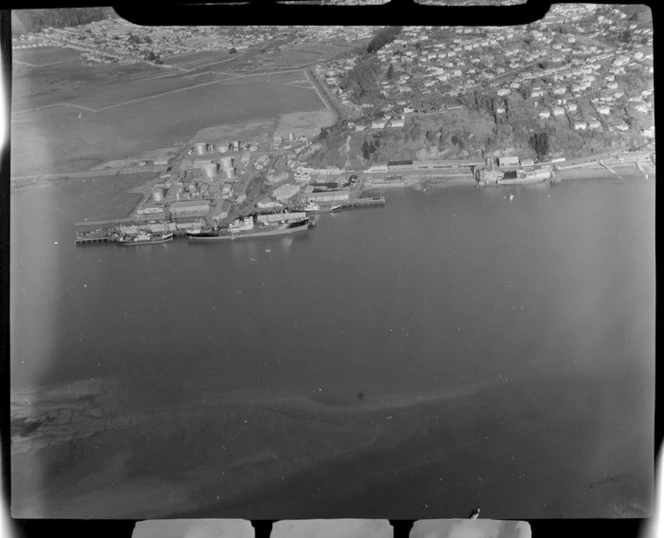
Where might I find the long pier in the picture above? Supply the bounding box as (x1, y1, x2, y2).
(341, 196, 386, 209)
(76, 235, 116, 246)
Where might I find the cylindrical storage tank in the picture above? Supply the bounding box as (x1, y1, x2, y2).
(220, 156, 234, 170)
(151, 188, 164, 202)
(249, 145, 258, 152)
(194, 142, 207, 155)
(232, 140, 240, 150)
(223, 167, 235, 180)
(217, 143, 228, 153)
(325, 70, 336, 78)
(202, 163, 218, 179)
(288, 132, 294, 141)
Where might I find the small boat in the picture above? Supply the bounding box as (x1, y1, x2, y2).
(470, 508, 481, 519)
(304, 202, 343, 213)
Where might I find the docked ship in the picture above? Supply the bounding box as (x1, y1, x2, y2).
(476, 165, 553, 186)
(116, 231, 174, 245)
(187, 212, 315, 241)
(498, 167, 553, 185)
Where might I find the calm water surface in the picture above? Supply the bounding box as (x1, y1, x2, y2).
(10, 176, 655, 517)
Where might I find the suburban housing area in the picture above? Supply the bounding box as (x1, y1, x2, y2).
(10, 4, 655, 246)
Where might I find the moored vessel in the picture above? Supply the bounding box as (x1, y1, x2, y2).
(116, 231, 174, 245)
(187, 214, 315, 241)
(303, 202, 342, 214)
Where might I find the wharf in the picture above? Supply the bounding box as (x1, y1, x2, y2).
(340, 196, 386, 209)
(75, 232, 117, 246)
(75, 218, 138, 229)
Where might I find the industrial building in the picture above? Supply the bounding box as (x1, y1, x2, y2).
(306, 190, 350, 203)
(169, 200, 211, 218)
(387, 159, 483, 173)
(267, 171, 289, 184)
(498, 156, 520, 168)
(272, 183, 301, 202)
(208, 199, 233, 223)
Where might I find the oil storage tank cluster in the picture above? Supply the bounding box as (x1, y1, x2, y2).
(151, 188, 165, 203)
(219, 156, 234, 170)
(194, 142, 208, 155)
(220, 155, 235, 181)
(202, 162, 219, 179)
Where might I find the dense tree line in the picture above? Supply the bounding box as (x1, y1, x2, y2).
(529, 131, 550, 159)
(458, 89, 494, 116)
(12, 8, 115, 36)
(340, 56, 382, 101)
(366, 26, 402, 55)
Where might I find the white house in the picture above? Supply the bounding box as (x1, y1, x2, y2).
(553, 107, 565, 116)
(566, 103, 578, 113)
(497, 88, 510, 97)
(596, 105, 610, 115)
(539, 110, 551, 119)
(574, 121, 587, 130)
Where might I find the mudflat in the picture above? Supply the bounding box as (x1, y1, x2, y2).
(11, 365, 652, 519)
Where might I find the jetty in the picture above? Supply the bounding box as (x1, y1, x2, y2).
(340, 196, 386, 209)
(598, 160, 617, 175)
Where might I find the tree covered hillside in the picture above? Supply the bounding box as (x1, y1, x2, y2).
(11, 8, 117, 36)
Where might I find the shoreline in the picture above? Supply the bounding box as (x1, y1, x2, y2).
(11, 153, 655, 195)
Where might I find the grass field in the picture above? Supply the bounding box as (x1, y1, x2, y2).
(12, 60, 170, 112)
(67, 72, 225, 110)
(13, 47, 82, 66)
(12, 75, 327, 177)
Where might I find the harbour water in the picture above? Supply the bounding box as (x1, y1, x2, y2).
(10, 176, 655, 518)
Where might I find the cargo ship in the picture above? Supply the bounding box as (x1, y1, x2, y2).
(187, 213, 315, 241)
(116, 231, 174, 245)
